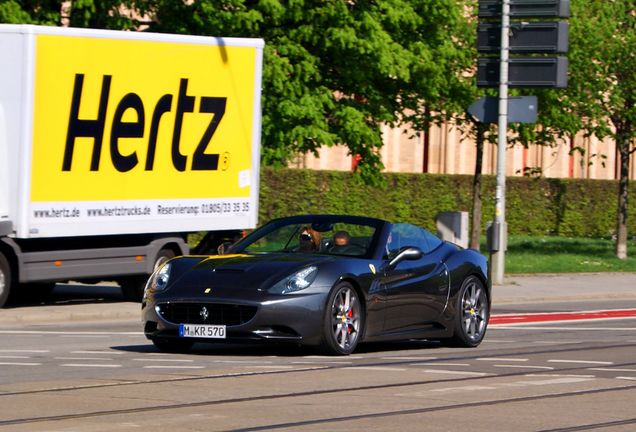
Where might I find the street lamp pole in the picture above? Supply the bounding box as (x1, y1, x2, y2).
(491, 0, 509, 285)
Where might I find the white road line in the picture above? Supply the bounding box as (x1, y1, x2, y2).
(56, 357, 113, 361)
(477, 357, 529, 362)
(291, 361, 353, 364)
(0, 362, 41, 366)
(496, 326, 636, 331)
(0, 331, 138, 335)
(548, 359, 613, 365)
(132, 358, 194, 362)
(71, 351, 124, 355)
(252, 366, 296, 369)
(61, 335, 110, 338)
(617, 377, 636, 381)
(429, 385, 496, 393)
(412, 363, 470, 367)
(381, 357, 438, 361)
(589, 368, 636, 372)
(303, 356, 364, 359)
(0, 349, 49, 353)
(422, 369, 490, 376)
(61, 364, 122, 368)
(143, 365, 205, 369)
(518, 377, 596, 385)
(493, 365, 554, 370)
(0, 355, 30, 359)
(344, 366, 407, 371)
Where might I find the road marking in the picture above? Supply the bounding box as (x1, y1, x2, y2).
(422, 369, 490, 376)
(0, 349, 49, 353)
(518, 377, 596, 385)
(495, 326, 636, 331)
(61, 364, 122, 368)
(132, 358, 194, 362)
(143, 365, 205, 369)
(0, 330, 138, 335)
(589, 368, 636, 372)
(71, 351, 124, 355)
(412, 363, 470, 367)
(0, 362, 41, 366)
(490, 309, 636, 325)
(345, 366, 406, 372)
(617, 377, 636, 381)
(548, 359, 613, 365)
(56, 357, 113, 361)
(0, 355, 30, 359)
(477, 357, 528, 362)
(381, 357, 438, 361)
(494, 365, 554, 370)
(430, 385, 496, 392)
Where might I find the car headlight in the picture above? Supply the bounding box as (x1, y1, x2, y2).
(269, 266, 318, 294)
(145, 262, 172, 293)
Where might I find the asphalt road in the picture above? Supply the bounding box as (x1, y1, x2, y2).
(0, 273, 634, 431)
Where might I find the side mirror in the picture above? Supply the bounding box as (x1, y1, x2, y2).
(217, 242, 234, 255)
(388, 246, 423, 268)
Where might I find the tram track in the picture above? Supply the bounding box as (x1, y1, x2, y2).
(1, 341, 635, 427)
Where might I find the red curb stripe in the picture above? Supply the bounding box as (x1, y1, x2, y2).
(490, 309, 636, 325)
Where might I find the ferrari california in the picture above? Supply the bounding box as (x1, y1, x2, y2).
(142, 215, 491, 355)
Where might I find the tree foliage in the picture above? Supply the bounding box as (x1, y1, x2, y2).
(138, 0, 476, 184)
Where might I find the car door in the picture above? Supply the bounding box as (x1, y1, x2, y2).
(381, 224, 450, 334)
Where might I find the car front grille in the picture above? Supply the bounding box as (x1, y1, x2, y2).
(156, 303, 258, 326)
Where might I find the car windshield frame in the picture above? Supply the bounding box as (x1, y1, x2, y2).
(229, 215, 387, 260)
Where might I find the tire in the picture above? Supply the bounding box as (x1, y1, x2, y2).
(318, 282, 363, 356)
(447, 275, 489, 347)
(0, 253, 11, 308)
(152, 337, 194, 353)
(121, 248, 176, 302)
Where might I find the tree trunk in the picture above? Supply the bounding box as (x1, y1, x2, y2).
(615, 134, 630, 259)
(470, 122, 486, 251)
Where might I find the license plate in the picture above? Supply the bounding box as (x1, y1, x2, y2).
(179, 324, 226, 339)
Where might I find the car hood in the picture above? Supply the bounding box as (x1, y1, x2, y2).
(167, 253, 333, 293)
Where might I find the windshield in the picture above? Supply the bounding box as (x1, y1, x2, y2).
(231, 217, 382, 259)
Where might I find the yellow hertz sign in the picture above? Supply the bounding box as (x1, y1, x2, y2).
(31, 35, 259, 202)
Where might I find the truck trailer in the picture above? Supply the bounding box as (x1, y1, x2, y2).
(0, 25, 264, 307)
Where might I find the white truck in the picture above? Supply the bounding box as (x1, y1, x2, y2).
(0, 25, 264, 307)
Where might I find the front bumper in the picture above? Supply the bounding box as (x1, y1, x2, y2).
(142, 289, 328, 346)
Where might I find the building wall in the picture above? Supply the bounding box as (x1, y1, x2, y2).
(294, 122, 634, 181)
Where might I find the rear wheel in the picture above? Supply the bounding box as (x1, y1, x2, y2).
(152, 337, 194, 353)
(0, 253, 10, 308)
(121, 248, 175, 302)
(447, 276, 489, 347)
(318, 282, 363, 356)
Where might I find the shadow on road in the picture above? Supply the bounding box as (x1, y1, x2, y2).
(5, 282, 127, 308)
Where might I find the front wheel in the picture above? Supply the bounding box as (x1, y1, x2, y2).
(0, 253, 11, 308)
(447, 276, 489, 347)
(318, 282, 363, 356)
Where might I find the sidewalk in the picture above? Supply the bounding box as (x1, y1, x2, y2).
(496, 272, 636, 304)
(0, 273, 634, 326)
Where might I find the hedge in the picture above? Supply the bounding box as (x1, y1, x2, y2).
(259, 167, 635, 237)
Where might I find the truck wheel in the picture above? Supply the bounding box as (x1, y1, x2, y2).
(0, 254, 10, 308)
(121, 249, 175, 302)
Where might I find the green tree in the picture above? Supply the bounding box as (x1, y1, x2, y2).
(539, 0, 636, 258)
(136, 0, 474, 185)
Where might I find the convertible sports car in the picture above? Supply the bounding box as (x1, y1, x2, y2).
(142, 215, 491, 355)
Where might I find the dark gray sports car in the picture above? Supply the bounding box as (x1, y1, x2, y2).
(142, 215, 491, 355)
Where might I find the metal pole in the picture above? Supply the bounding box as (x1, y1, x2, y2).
(491, 0, 509, 285)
